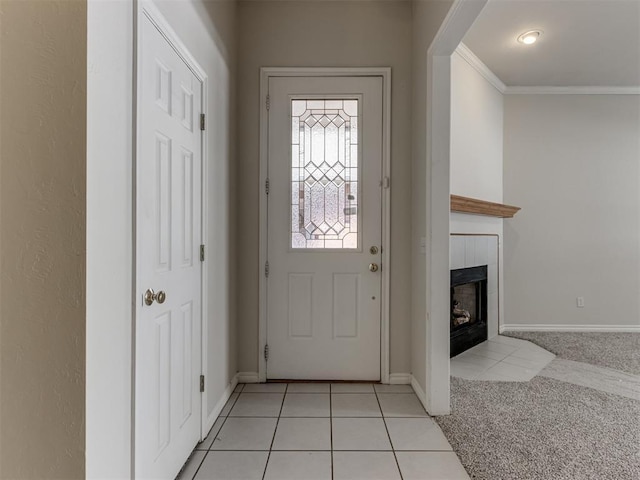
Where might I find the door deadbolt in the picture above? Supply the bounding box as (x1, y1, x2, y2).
(144, 288, 167, 306)
(369, 263, 379, 273)
(369, 246, 379, 255)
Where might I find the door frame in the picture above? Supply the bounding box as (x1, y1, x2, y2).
(134, 0, 210, 460)
(258, 67, 392, 383)
(424, 0, 488, 414)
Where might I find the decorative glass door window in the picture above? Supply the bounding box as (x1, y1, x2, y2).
(291, 99, 359, 249)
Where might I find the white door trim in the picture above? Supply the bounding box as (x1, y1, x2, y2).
(258, 67, 392, 383)
(135, 0, 211, 453)
(424, 0, 487, 414)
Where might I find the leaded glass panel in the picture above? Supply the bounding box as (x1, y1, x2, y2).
(291, 99, 359, 249)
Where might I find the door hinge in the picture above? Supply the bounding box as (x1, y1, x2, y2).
(264, 344, 269, 362)
(200, 113, 206, 131)
(384, 176, 390, 189)
(266, 94, 270, 111)
(264, 261, 270, 278)
(265, 178, 270, 195)
(200, 244, 205, 262)
(200, 375, 205, 393)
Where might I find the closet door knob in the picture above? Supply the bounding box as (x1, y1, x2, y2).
(144, 289, 167, 305)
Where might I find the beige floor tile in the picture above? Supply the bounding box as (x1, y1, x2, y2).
(452, 353, 500, 370)
(377, 394, 428, 417)
(228, 393, 284, 417)
(331, 394, 382, 417)
(332, 418, 392, 450)
(450, 362, 483, 380)
(485, 361, 537, 381)
(396, 452, 470, 480)
(331, 383, 375, 393)
(272, 418, 331, 450)
(176, 451, 206, 480)
(484, 341, 519, 355)
(280, 393, 330, 417)
(333, 452, 401, 480)
(501, 354, 553, 370)
(509, 347, 555, 363)
(263, 451, 331, 480)
(210, 417, 277, 450)
(487, 335, 530, 347)
(242, 383, 287, 393)
(385, 417, 452, 451)
(466, 341, 511, 360)
(196, 417, 225, 450)
(287, 383, 330, 393)
(219, 393, 239, 416)
(374, 384, 414, 393)
(194, 451, 268, 480)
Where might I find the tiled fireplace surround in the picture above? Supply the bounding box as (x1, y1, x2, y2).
(450, 234, 499, 341)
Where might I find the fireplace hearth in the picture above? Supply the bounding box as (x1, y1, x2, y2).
(450, 265, 488, 357)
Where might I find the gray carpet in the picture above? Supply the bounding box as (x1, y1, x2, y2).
(503, 331, 640, 375)
(436, 376, 640, 480)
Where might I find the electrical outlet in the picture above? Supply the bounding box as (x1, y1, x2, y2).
(576, 296, 585, 308)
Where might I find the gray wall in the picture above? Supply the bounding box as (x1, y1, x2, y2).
(450, 50, 503, 204)
(237, 0, 414, 375)
(503, 94, 640, 329)
(449, 48, 504, 335)
(0, 1, 86, 477)
(411, 0, 455, 394)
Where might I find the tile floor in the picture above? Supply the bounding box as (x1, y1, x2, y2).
(450, 335, 555, 381)
(177, 383, 469, 480)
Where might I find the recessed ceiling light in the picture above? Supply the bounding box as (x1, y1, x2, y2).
(517, 30, 542, 45)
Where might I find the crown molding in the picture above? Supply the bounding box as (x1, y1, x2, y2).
(504, 86, 640, 95)
(453, 44, 640, 95)
(455, 43, 506, 93)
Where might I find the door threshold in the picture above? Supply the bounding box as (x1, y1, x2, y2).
(266, 379, 382, 384)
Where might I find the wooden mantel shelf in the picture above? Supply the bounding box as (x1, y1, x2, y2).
(451, 195, 521, 218)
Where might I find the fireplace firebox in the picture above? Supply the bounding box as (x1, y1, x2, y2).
(450, 265, 488, 357)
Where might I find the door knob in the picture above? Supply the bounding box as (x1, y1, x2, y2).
(156, 291, 166, 304)
(369, 263, 379, 272)
(144, 288, 167, 306)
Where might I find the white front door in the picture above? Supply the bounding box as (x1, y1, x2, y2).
(136, 13, 203, 479)
(266, 76, 383, 380)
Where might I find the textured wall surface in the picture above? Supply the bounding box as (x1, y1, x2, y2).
(85, 1, 134, 476)
(504, 95, 640, 330)
(411, 0, 455, 395)
(449, 50, 503, 203)
(237, 0, 414, 375)
(0, 1, 86, 477)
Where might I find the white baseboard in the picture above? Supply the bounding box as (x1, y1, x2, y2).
(235, 372, 417, 385)
(236, 371, 260, 383)
(204, 373, 239, 437)
(501, 324, 640, 333)
(388, 373, 412, 385)
(410, 376, 427, 408)
(410, 375, 451, 417)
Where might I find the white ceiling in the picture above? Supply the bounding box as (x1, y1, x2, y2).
(462, 0, 640, 87)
